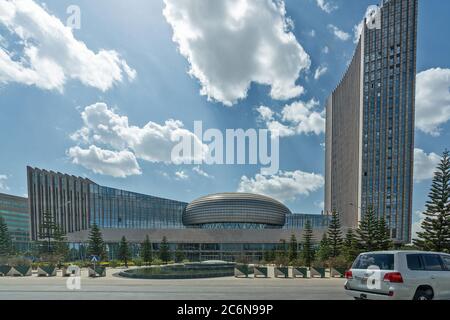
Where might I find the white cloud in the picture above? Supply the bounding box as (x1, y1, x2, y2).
(353, 20, 364, 44)
(175, 170, 189, 180)
(256, 105, 275, 121)
(0, 0, 135, 91)
(414, 148, 441, 182)
(316, 0, 338, 13)
(256, 99, 325, 137)
(415, 68, 450, 136)
(411, 210, 425, 241)
(192, 166, 213, 179)
(67, 145, 142, 178)
(0, 174, 9, 191)
(238, 170, 324, 202)
(314, 65, 328, 80)
(353, 5, 382, 44)
(314, 201, 325, 210)
(69, 102, 209, 176)
(163, 0, 310, 106)
(281, 99, 325, 135)
(71, 102, 208, 165)
(328, 24, 350, 41)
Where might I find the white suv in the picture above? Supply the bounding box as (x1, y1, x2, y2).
(344, 251, 450, 300)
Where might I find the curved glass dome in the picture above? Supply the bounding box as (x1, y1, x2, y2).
(183, 193, 291, 229)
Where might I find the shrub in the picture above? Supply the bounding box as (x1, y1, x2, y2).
(311, 260, 326, 269)
(7, 256, 32, 267)
(152, 258, 163, 266)
(327, 255, 350, 269)
(288, 258, 304, 267)
(133, 258, 143, 267)
(109, 260, 119, 268)
(274, 256, 289, 266)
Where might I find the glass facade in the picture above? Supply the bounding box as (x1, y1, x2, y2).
(0, 193, 30, 250)
(360, 0, 417, 242)
(67, 241, 319, 263)
(184, 193, 289, 228)
(194, 223, 279, 230)
(27, 166, 91, 240)
(89, 184, 186, 229)
(325, 0, 417, 243)
(284, 214, 331, 230)
(27, 166, 187, 240)
(27, 167, 330, 262)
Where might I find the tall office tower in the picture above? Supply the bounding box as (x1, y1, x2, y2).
(325, 0, 418, 243)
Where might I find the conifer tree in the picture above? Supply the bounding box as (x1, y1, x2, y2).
(342, 229, 360, 264)
(0, 216, 12, 256)
(317, 233, 331, 262)
(175, 246, 186, 263)
(356, 206, 379, 252)
(87, 223, 106, 260)
(376, 216, 393, 250)
(414, 150, 450, 252)
(301, 220, 315, 267)
(53, 226, 69, 264)
(288, 234, 298, 262)
(159, 236, 171, 263)
(327, 210, 343, 257)
(118, 236, 130, 267)
(38, 210, 58, 254)
(141, 235, 153, 265)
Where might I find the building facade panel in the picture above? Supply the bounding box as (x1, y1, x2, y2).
(0, 193, 29, 247)
(27, 166, 91, 240)
(184, 193, 289, 228)
(27, 166, 331, 261)
(325, 40, 363, 228)
(325, 0, 417, 243)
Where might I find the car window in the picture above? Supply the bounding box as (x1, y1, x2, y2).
(352, 254, 395, 270)
(407, 254, 424, 270)
(422, 254, 444, 271)
(441, 256, 450, 270)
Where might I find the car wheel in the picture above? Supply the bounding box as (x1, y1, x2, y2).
(413, 288, 433, 301)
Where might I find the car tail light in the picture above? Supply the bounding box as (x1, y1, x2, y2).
(345, 270, 353, 279)
(383, 272, 403, 283)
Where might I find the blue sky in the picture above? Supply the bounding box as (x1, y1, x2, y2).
(0, 0, 449, 231)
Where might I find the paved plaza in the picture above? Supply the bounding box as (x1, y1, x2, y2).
(0, 268, 350, 300)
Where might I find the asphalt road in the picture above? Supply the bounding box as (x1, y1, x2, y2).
(0, 270, 350, 300)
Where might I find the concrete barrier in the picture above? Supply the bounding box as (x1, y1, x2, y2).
(234, 265, 250, 278)
(330, 267, 346, 278)
(292, 267, 308, 278)
(8, 266, 32, 277)
(254, 266, 268, 278)
(274, 266, 289, 278)
(37, 266, 57, 277)
(88, 266, 106, 277)
(310, 267, 326, 278)
(0, 265, 11, 276)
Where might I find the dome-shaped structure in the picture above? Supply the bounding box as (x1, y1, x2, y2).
(183, 193, 290, 229)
